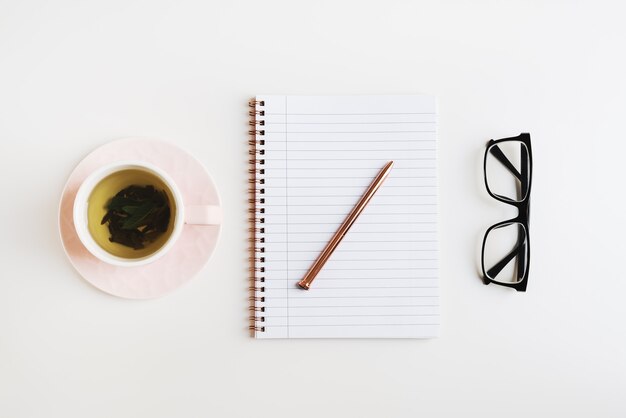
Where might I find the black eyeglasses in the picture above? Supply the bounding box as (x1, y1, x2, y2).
(481, 133, 532, 292)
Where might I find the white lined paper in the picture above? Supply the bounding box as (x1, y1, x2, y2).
(255, 95, 438, 339)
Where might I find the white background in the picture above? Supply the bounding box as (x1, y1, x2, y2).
(1, 1, 625, 417)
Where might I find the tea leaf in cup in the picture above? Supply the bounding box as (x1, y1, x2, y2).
(100, 185, 170, 250)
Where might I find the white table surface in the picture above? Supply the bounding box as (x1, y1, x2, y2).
(1, 1, 625, 417)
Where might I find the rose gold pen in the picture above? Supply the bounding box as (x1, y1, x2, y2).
(297, 161, 394, 290)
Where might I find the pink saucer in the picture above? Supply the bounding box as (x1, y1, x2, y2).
(58, 138, 222, 299)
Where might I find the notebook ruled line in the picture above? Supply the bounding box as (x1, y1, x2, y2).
(264, 112, 436, 116)
(263, 176, 436, 179)
(258, 277, 438, 281)
(264, 324, 440, 327)
(265, 268, 438, 272)
(263, 221, 436, 225)
(262, 231, 437, 235)
(265, 304, 439, 308)
(265, 131, 436, 134)
(267, 258, 438, 262)
(277, 167, 434, 170)
(268, 249, 438, 253)
(267, 240, 438, 244)
(265, 122, 436, 125)
(262, 203, 436, 206)
(263, 185, 436, 189)
(266, 140, 435, 144)
(267, 295, 440, 299)
(264, 314, 440, 317)
(260, 195, 437, 198)
(263, 157, 435, 161)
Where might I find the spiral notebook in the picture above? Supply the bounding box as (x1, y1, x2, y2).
(249, 95, 439, 338)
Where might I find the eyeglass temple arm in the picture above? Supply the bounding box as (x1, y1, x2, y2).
(486, 238, 526, 279)
(489, 143, 522, 181)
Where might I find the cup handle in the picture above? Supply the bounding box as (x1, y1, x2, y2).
(185, 205, 222, 225)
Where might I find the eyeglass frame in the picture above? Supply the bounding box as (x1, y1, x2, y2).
(481, 133, 532, 292)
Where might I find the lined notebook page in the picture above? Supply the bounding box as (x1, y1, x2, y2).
(256, 95, 439, 338)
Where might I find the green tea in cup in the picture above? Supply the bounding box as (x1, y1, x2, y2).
(87, 168, 176, 259)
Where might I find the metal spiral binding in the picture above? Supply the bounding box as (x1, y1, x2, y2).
(249, 98, 266, 334)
